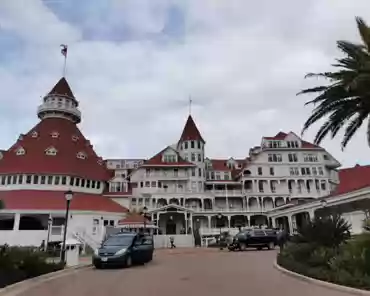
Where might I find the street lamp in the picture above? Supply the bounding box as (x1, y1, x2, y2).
(217, 213, 224, 250)
(45, 216, 53, 252)
(140, 206, 149, 233)
(320, 199, 327, 208)
(60, 190, 73, 264)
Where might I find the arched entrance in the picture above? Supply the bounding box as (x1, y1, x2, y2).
(166, 217, 177, 234)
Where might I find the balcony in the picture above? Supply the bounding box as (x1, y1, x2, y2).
(206, 189, 243, 196)
(37, 104, 81, 118)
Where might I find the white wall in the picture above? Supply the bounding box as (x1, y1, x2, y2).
(342, 211, 366, 234)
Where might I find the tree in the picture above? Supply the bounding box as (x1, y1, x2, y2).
(299, 17, 370, 149)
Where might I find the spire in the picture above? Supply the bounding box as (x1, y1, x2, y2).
(37, 77, 81, 124)
(178, 115, 205, 143)
(48, 77, 76, 100)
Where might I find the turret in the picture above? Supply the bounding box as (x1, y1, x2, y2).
(37, 77, 81, 124)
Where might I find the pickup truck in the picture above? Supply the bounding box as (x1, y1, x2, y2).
(228, 228, 277, 251)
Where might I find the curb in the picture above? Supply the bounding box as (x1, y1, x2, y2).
(273, 260, 370, 296)
(0, 263, 92, 296)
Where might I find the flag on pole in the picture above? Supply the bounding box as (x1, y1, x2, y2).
(60, 44, 68, 57)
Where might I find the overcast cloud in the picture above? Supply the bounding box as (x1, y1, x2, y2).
(0, 0, 370, 167)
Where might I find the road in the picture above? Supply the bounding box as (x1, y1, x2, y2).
(20, 248, 352, 296)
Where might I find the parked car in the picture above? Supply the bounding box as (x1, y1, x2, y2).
(228, 228, 277, 251)
(93, 232, 154, 269)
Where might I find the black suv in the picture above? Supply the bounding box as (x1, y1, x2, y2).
(228, 229, 277, 251)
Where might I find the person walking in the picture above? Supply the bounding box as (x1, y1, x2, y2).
(277, 228, 288, 252)
(169, 236, 176, 248)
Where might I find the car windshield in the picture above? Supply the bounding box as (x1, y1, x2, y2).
(103, 235, 134, 247)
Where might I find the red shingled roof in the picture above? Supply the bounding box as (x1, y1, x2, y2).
(47, 77, 76, 101)
(264, 131, 321, 149)
(118, 214, 152, 225)
(0, 117, 110, 180)
(142, 147, 196, 167)
(332, 165, 370, 196)
(179, 115, 205, 143)
(0, 190, 128, 213)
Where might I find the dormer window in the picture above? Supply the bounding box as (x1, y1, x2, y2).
(77, 151, 87, 159)
(45, 146, 57, 156)
(97, 159, 103, 165)
(51, 132, 59, 138)
(31, 131, 38, 138)
(15, 147, 25, 155)
(72, 135, 79, 142)
(163, 155, 176, 163)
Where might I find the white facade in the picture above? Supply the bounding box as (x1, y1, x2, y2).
(105, 128, 342, 236)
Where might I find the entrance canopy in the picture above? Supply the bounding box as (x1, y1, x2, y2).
(117, 214, 158, 229)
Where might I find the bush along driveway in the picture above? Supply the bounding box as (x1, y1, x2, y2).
(277, 214, 370, 290)
(0, 245, 64, 288)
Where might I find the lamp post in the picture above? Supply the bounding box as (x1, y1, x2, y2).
(320, 199, 327, 208)
(141, 206, 149, 233)
(45, 216, 53, 252)
(217, 213, 224, 250)
(60, 190, 73, 264)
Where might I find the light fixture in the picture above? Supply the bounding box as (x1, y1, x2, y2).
(320, 199, 327, 208)
(64, 190, 73, 201)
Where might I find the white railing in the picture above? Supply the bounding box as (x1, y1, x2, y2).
(199, 227, 240, 236)
(73, 228, 101, 250)
(209, 190, 243, 196)
(37, 104, 81, 118)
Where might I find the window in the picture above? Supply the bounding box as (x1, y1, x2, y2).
(75, 178, 80, 186)
(184, 142, 188, 149)
(40, 176, 46, 184)
(198, 168, 202, 177)
(174, 169, 178, 177)
(51, 131, 59, 138)
(321, 181, 326, 190)
(303, 153, 318, 162)
(6, 176, 11, 185)
(140, 181, 144, 188)
(151, 181, 156, 187)
(16, 147, 25, 156)
(11, 175, 16, 184)
(211, 172, 215, 179)
(146, 169, 150, 177)
(289, 167, 299, 175)
(224, 172, 230, 180)
(288, 153, 298, 162)
(97, 182, 101, 189)
(33, 175, 39, 184)
(26, 175, 32, 184)
(72, 135, 79, 142)
(300, 167, 311, 175)
(145, 181, 150, 187)
(47, 176, 53, 185)
(1, 176, 6, 185)
(191, 153, 195, 161)
(191, 141, 195, 148)
(287, 141, 299, 148)
(216, 173, 221, 180)
(318, 167, 324, 175)
(70, 177, 74, 186)
(45, 147, 57, 156)
(55, 176, 60, 185)
(257, 167, 263, 175)
(61, 176, 67, 185)
(191, 168, 195, 177)
(86, 180, 91, 188)
(268, 154, 282, 162)
(270, 167, 274, 176)
(312, 167, 317, 175)
(31, 131, 38, 138)
(323, 154, 329, 160)
(77, 152, 87, 159)
(198, 153, 201, 162)
(198, 141, 201, 149)
(163, 155, 176, 162)
(18, 175, 23, 184)
(184, 153, 188, 161)
(81, 179, 85, 187)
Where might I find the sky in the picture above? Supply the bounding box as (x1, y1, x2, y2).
(1, 0, 370, 168)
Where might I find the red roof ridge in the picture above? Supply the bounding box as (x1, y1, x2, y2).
(178, 115, 205, 143)
(142, 146, 195, 167)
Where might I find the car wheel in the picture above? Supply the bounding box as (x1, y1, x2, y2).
(240, 243, 247, 251)
(94, 263, 102, 269)
(257, 246, 262, 250)
(268, 242, 275, 250)
(125, 255, 132, 268)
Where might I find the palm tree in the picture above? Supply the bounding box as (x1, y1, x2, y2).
(299, 17, 370, 149)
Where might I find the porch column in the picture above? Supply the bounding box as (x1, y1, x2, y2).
(271, 217, 276, 228)
(225, 186, 229, 210)
(13, 213, 20, 231)
(184, 212, 188, 234)
(208, 216, 211, 228)
(307, 209, 315, 221)
(189, 213, 193, 232)
(242, 197, 246, 210)
(227, 215, 231, 228)
(287, 215, 294, 235)
(246, 215, 250, 227)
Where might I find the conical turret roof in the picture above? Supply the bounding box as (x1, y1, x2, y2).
(178, 115, 205, 143)
(48, 77, 75, 99)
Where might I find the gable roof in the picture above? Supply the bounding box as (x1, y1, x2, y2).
(178, 115, 205, 143)
(263, 131, 321, 149)
(141, 146, 196, 167)
(0, 117, 110, 180)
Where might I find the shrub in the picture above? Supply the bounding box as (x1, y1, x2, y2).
(0, 245, 64, 288)
(295, 214, 351, 249)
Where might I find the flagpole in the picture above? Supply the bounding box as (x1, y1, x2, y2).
(63, 55, 67, 77)
(189, 96, 192, 115)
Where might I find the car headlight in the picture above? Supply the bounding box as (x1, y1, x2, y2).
(114, 248, 127, 256)
(94, 249, 99, 256)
